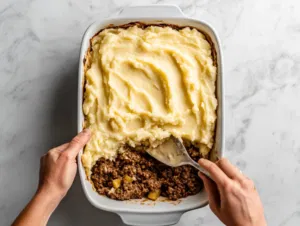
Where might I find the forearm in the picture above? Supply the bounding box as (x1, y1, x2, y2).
(12, 188, 63, 226)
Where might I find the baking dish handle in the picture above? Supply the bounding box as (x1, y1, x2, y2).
(118, 5, 185, 18)
(118, 212, 184, 226)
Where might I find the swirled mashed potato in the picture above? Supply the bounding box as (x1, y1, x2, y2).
(82, 25, 217, 176)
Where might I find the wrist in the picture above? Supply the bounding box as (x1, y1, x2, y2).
(17, 185, 65, 223)
(36, 185, 65, 205)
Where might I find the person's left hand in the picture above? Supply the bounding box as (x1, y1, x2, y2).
(38, 129, 91, 199)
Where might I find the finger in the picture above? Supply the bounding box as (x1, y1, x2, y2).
(216, 158, 244, 182)
(198, 158, 229, 187)
(199, 172, 220, 212)
(49, 143, 69, 153)
(64, 129, 91, 158)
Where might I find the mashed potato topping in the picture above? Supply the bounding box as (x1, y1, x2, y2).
(82, 25, 217, 175)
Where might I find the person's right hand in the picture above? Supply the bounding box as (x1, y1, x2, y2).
(198, 158, 267, 226)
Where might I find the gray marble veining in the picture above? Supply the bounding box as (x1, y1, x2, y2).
(1, 0, 300, 225)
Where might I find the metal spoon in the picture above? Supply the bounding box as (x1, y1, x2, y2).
(146, 136, 212, 180)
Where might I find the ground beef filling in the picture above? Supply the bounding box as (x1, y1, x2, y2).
(91, 147, 204, 201)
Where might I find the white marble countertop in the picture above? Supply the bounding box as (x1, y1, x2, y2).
(1, 0, 300, 225)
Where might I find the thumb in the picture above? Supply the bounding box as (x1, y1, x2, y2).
(63, 129, 91, 158)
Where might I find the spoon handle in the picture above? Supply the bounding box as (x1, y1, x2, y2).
(188, 160, 213, 181)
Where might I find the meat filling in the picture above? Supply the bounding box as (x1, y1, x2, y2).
(91, 146, 204, 201)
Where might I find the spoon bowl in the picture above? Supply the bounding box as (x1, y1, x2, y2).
(146, 136, 212, 180)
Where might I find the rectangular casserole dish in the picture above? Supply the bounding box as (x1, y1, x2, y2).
(77, 5, 224, 226)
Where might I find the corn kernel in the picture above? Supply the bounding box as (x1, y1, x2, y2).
(148, 189, 161, 201)
(112, 178, 121, 189)
(124, 175, 133, 183)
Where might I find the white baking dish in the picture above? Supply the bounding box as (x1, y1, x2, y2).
(77, 5, 224, 226)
